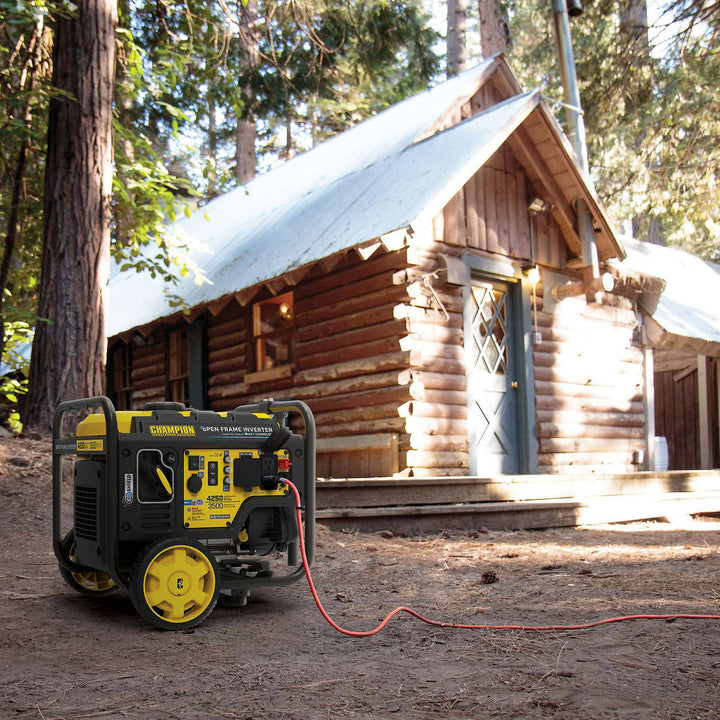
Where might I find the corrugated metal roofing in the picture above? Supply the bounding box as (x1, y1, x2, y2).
(621, 236, 720, 346)
(108, 66, 537, 337)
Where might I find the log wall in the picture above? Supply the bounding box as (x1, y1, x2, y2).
(129, 332, 166, 408)
(202, 249, 415, 478)
(206, 305, 249, 408)
(402, 246, 468, 477)
(534, 287, 645, 474)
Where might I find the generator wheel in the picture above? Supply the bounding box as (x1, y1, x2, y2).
(130, 538, 218, 630)
(58, 530, 117, 595)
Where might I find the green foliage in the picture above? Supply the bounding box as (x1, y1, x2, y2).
(1, 319, 31, 431)
(1, 0, 440, 381)
(0, 0, 53, 328)
(496, 0, 719, 261)
(122, 0, 439, 192)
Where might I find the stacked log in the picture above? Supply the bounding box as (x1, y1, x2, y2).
(533, 286, 645, 473)
(400, 246, 469, 477)
(206, 307, 248, 407)
(204, 249, 415, 477)
(130, 333, 166, 408)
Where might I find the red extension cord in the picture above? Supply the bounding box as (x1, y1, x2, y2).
(286, 483, 720, 636)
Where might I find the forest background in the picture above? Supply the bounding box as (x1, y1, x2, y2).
(0, 0, 718, 429)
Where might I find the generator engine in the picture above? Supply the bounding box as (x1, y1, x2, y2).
(53, 397, 315, 630)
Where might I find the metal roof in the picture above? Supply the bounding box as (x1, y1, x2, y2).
(107, 58, 622, 338)
(107, 66, 536, 337)
(621, 236, 720, 349)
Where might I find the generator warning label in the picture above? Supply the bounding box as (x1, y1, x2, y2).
(77, 438, 105, 453)
(149, 425, 196, 437)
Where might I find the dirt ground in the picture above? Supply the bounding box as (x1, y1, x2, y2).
(1, 433, 719, 720)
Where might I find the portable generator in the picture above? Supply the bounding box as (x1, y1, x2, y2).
(52, 396, 315, 630)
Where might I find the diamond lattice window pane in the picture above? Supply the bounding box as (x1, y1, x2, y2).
(471, 286, 508, 375)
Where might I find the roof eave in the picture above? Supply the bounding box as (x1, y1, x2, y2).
(533, 101, 626, 262)
(108, 231, 413, 342)
(644, 314, 720, 357)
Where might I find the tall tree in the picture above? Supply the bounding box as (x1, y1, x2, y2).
(236, 0, 260, 182)
(0, 4, 51, 368)
(505, 0, 719, 260)
(24, 0, 117, 430)
(447, 0, 467, 76)
(478, 0, 511, 57)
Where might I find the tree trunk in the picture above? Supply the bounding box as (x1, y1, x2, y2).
(478, 0, 512, 58)
(447, 0, 467, 77)
(620, 0, 661, 244)
(207, 92, 218, 199)
(235, 0, 259, 184)
(0, 18, 46, 365)
(24, 0, 117, 431)
(112, 0, 134, 249)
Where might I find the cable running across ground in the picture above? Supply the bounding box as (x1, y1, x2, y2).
(285, 482, 720, 637)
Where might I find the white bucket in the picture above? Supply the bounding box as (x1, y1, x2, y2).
(653, 436, 669, 472)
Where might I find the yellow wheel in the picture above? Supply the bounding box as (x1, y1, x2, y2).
(58, 531, 117, 596)
(130, 538, 218, 630)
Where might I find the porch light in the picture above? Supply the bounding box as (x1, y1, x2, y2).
(525, 265, 541, 285)
(528, 197, 552, 216)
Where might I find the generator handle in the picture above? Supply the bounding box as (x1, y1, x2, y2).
(234, 398, 316, 578)
(52, 396, 125, 588)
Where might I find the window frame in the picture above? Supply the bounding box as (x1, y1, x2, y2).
(167, 327, 190, 404)
(246, 291, 295, 384)
(110, 342, 132, 410)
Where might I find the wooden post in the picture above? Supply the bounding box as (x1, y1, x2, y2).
(642, 327, 655, 471)
(717, 359, 720, 468)
(698, 354, 711, 469)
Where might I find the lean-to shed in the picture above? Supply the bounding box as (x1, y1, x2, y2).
(107, 56, 659, 479)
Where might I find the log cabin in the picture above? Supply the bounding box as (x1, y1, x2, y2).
(105, 55, 720, 483)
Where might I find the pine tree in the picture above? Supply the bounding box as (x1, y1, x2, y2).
(478, 0, 511, 57)
(24, 0, 117, 430)
(447, 0, 467, 76)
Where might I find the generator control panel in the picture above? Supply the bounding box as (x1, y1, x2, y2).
(183, 448, 291, 529)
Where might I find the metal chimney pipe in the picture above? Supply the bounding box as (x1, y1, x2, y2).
(550, 0, 601, 300)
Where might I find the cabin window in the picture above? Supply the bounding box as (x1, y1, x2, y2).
(111, 343, 132, 410)
(167, 328, 190, 403)
(472, 284, 508, 375)
(252, 292, 294, 372)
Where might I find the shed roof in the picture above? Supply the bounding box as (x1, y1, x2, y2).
(620, 236, 720, 354)
(108, 58, 622, 338)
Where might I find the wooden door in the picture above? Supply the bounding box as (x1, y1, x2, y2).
(465, 279, 520, 474)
